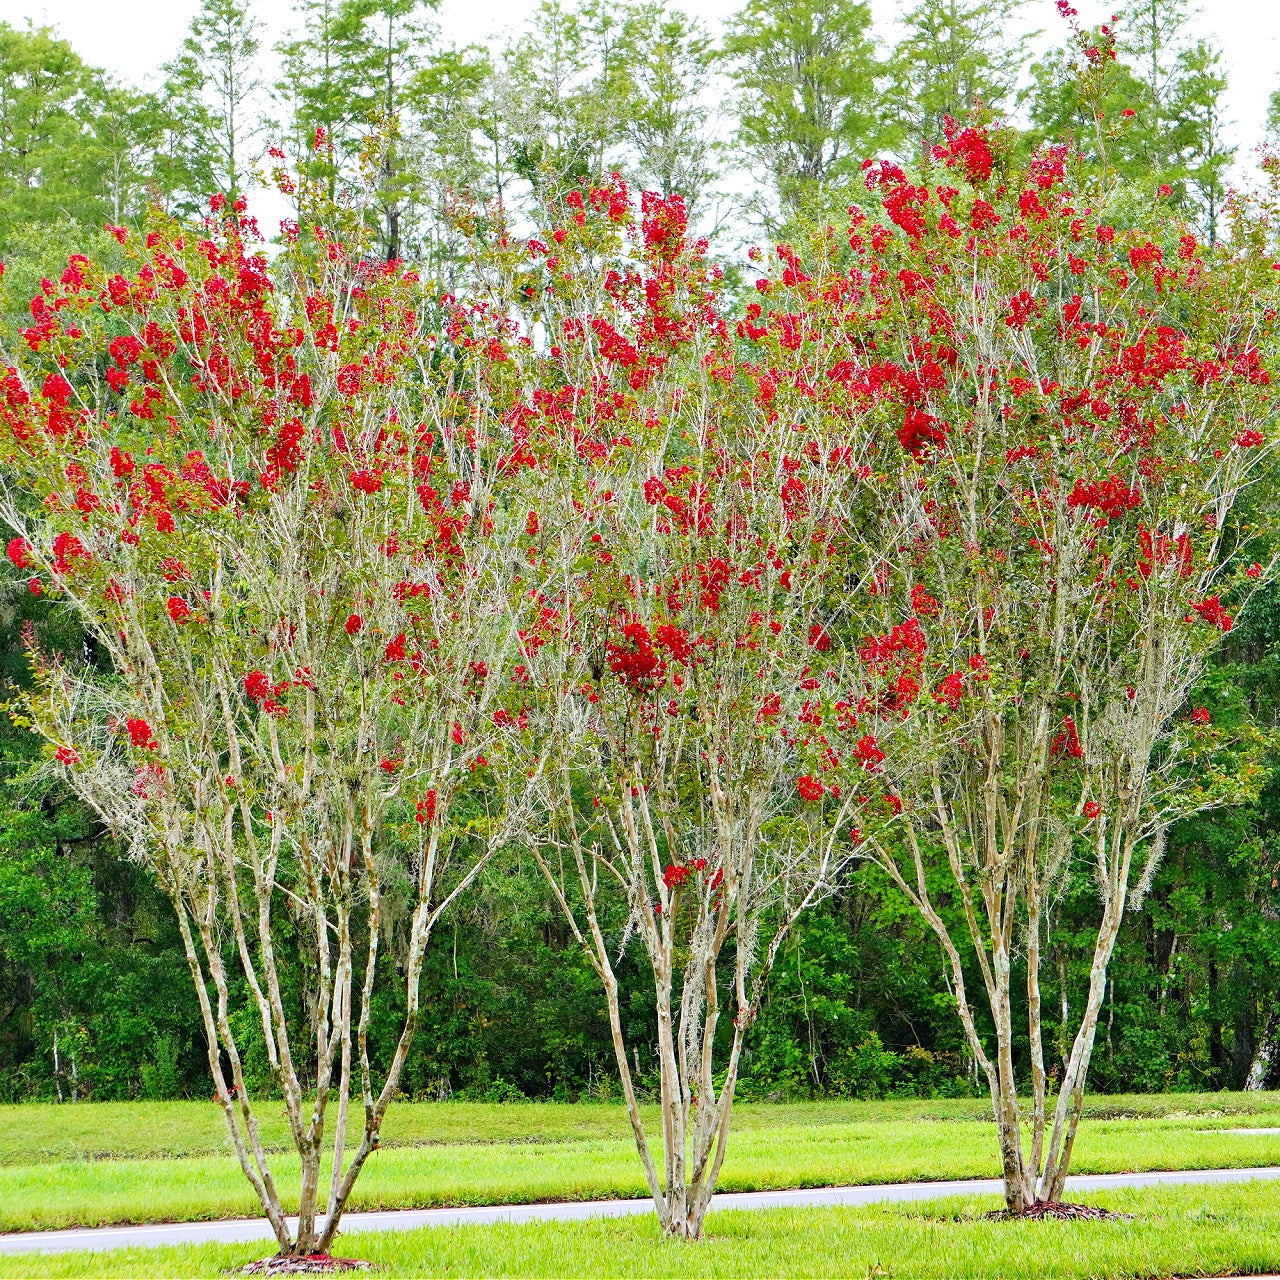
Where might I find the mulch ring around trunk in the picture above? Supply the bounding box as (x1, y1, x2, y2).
(236, 1254, 384, 1274)
(982, 1201, 1134, 1222)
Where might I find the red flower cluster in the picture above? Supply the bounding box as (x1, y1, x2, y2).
(1051, 715, 1083, 759)
(932, 120, 995, 184)
(933, 671, 964, 711)
(797, 774, 824, 801)
(1192, 597, 1232, 631)
(1067, 476, 1142, 522)
(244, 669, 289, 717)
(607, 620, 664, 691)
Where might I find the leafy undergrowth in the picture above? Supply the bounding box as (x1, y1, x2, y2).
(3, 1107, 1280, 1233)
(3, 1181, 1280, 1279)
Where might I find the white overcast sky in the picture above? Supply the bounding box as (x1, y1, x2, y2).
(3, 0, 1277, 170)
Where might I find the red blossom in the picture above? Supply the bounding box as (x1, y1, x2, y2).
(416, 790, 437, 824)
(653, 623, 692, 663)
(797, 774, 824, 802)
(935, 121, 994, 184)
(662, 863, 691, 890)
(1192, 596, 1232, 631)
(126, 717, 157, 750)
(910, 584, 939, 617)
(933, 671, 964, 711)
(608, 620, 664, 691)
(50, 531, 89, 575)
(1051, 715, 1083, 759)
(244, 670, 271, 701)
(1067, 475, 1142, 521)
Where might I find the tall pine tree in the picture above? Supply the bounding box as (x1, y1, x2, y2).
(161, 0, 265, 204)
(723, 0, 881, 212)
(886, 0, 1032, 151)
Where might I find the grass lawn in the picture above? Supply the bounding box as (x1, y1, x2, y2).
(4, 1092, 1280, 1165)
(4, 1179, 1280, 1278)
(1, 1094, 1280, 1232)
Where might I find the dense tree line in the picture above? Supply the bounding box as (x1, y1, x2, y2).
(1, 0, 1279, 1109)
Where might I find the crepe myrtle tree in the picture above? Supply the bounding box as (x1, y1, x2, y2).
(463, 181, 904, 1239)
(751, 123, 1280, 1211)
(0, 184, 541, 1258)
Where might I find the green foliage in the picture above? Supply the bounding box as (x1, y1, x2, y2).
(0, 24, 137, 244)
(723, 0, 881, 211)
(885, 0, 1030, 152)
(1, 0, 1280, 1124)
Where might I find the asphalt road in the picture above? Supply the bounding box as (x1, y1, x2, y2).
(2, 1165, 1279, 1256)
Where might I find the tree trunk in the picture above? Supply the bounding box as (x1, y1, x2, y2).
(1246, 1007, 1279, 1091)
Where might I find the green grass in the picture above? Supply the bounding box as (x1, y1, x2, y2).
(4, 1092, 1279, 1165)
(3, 1097, 1280, 1232)
(5, 1180, 1280, 1278)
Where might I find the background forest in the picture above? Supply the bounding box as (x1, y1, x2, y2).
(1, 0, 1279, 1106)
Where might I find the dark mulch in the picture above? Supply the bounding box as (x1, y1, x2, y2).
(237, 1254, 383, 1274)
(983, 1201, 1134, 1222)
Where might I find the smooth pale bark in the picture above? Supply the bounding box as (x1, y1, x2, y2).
(532, 768, 844, 1239)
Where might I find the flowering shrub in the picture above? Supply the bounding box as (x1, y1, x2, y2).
(742, 127, 1280, 1211)
(461, 176, 905, 1239)
(0, 186, 536, 1256)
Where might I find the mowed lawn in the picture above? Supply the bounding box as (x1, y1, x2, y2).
(6, 1179, 1280, 1279)
(2, 1093, 1280, 1232)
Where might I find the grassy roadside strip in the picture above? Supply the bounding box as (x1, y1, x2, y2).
(4, 1117, 1280, 1233)
(4, 1181, 1280, 1279)
(3, 1093, 1280, 1165)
